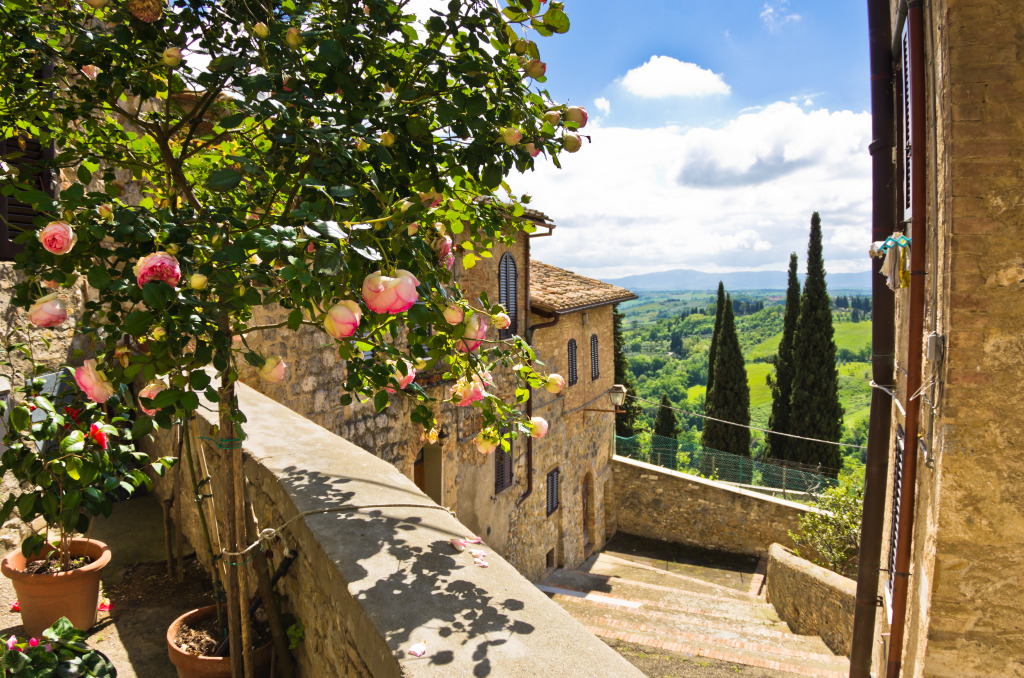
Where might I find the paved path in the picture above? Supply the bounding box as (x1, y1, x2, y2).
(540, 534, 850, 678)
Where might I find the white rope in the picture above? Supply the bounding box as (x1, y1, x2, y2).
(870, 381, 906, 416)
(628, 394, 867, 451)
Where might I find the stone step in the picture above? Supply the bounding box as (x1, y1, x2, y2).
(593, 550, 760, 594)
(584, 618, 850, 678)
(585, 552, 762, 601)
(551, 592, 836, 657)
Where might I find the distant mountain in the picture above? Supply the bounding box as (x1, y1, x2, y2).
(606, 268, 872, 292)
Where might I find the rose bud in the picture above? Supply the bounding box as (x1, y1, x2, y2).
(82, 65, 101, 80)
(456, 314, 488, 352)
(253, 22, 269, 39)
(501, 128, 522, 147)
(380, 131, 396, 147)
(513, 39, 530, 54)
(418, 190, 443, 208)
(259, 356, 287, 382)
(75, 359, 116, 403)
(384, 360, 416, 394)
(85, 0, 108, 7)
(443, 304, 464, 325)
(27, 294, 67, 328)
(151, 326, 167, 341)
(543, 110, 561, 125)
(523, 59, 546, 79)
(285, 27, 304, 47)
(134, 251, 181, 287)
(530, 416, 549, 439)
(97, 204, 114, 221)
(474, 430, 499, 455)
(38, 221, 77, 255)
(566, 106, 588, 128)
(524, 142, 541, 158)
(355, 138, 369, 152)
(323, 300, 362, 339)
(492, 312, 511, 330)
(161, 47, 182, 68)
(562, 132, 582, 153)
(164, 243, 180, 256)
(114, 345, 130, 368)
(361, 270, 420, 314)
(189, 273, 208, 290)
(407, 222, 420, 236)
(138, 381, 166, 416)
(545, 373, 565, 393)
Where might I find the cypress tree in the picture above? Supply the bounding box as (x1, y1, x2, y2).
(706, 282, 726, 394)
(654, 394, 678, 469)
(612, 304, 643, 438)
(702, 294, 750, 457)
(787, 212, 844, 473)
(766, 253, 801, 460)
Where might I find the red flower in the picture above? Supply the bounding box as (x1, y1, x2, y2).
(65, 406, 81, 421)
(88, 423, 109, 450)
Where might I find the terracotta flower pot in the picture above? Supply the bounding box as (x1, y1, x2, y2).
(1, 538, 111, 637)
(166, 605, 273, 678)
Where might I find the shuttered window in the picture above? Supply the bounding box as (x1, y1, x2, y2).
(886, 424, 906, 610)
(567, 339, 578, 386)
(498, 253, 518, 339)
(546, 467, 560, 516)
(899, 25, 913, 221)
(590, 334, 599, 381)
(1, 137, 53, 261)
(494, 431, 513, 493)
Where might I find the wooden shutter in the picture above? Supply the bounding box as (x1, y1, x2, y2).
(567, 339, 578, 386)
(494, 431, 513, 493)
(498, 253, 518, 339)
(886, 424, 906, 612)
(0, 137, 53, 261)
(590, 334, 599, 381)
(899, 25, 913, 222)
(546, 468, 560, 516)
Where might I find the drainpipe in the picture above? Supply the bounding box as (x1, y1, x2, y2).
(849, 0, 897, 674)
(886, 2, 927, 676)
(517, 233, 537, 507)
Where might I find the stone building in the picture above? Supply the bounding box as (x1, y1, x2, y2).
(236, 210, 636, 581)
(862, 1, 1024, 676)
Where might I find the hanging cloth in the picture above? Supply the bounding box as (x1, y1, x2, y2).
(898, 243, 911, 288)
(883, 246, 899, 290)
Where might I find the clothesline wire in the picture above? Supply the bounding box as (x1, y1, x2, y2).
(627, 394, 867, 451)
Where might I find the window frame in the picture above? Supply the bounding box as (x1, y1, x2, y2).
(498, 252, 518, 340)
(546, 467, 560, 516)
(494, 430, 514, 494)
(567, 338, 578, 386)
(590, 333, 599, 381)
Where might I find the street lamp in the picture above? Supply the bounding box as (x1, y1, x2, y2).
(583, 384, 628, 414)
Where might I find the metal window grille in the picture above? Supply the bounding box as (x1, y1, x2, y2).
(495, 431, 513, 493)
(546, 467, 560, 516)
(900, 26, 913, 220)
(1, 136, 54, 261)
(590, 334, 599, 381)
(498, 253, 518, 339)
(886, 424, 906, 612)
(567, 339, 578, 386)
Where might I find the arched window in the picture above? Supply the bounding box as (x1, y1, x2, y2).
(567, 339, 578, 386)
(590, 334, 599, 381)
(498, 253, 518, 339)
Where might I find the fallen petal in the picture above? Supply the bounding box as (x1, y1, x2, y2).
(10, 600, 18, 612)
(409, 640, 427, 657)
(97, 598, 112, 612)
(450, 538, 467, 552)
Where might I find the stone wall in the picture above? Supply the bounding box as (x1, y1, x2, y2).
(612, 456, 817, 556)
(148, 379, 643, 678)
(766, 543, 855, 657)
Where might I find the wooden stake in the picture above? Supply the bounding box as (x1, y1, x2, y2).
(219, 377, 244, 678)
(245, 490, 296, 678)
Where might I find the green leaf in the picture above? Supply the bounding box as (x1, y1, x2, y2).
(287, 309, 303, 331)
(76, 165, 92, 184)
(373, 391, 389, 412)
(124, 310, 154, 337)
(179, 391, 200, 411)
(17, 493, 37, 521)
(10, 405, 31, 432)
(406, 115, 430, 137)
(61, 430, 85, 454)
(87, 266, 112, 290)
(206, 168, 243, 191)
(543, 7, 570, 33)
(142, 281, 174, 310)
(219, 112, 247, 129)
(189, 371, 211, 390)
(66, 457, 82, 481)
(131, 416, 154, 439)
(482, 164, 502, 189)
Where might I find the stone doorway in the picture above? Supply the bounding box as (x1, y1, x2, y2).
(582, 472, 595, 556)
(414, 444, 444, 506)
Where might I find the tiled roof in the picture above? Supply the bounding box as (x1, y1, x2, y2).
(473, 196, 554, 227)
(530, 261, 637, 314)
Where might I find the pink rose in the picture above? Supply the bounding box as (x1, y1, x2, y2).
(385, 360, 416, 394)
(137, 381, 166, 416)
(501, 128, 523, 147)
(161, 47, 182, 68)
(6, 636, 15, 651)
(82, 65, 101, 80)
(443, 304, 464, 325)
(434, 235, 454, 269)
(523, 59, 546, 79)
(566, 106, 588, 128)
(474, 430, 499, 455)
(524, 142, 541, 158)
(530, 416, 549, 439)
(258, 356, 286, 383)
(324, 300, 362, 339)
(38, 221, 77, 255)
(418, 190, 443, 208)
(134, 252, 181, 287)
(563, 132, 582, 153)
(407, 222, 420, 236)
(27, 638, 38, 648)
(27, 294, 68, 328)
(492, 312, 511, 330)
(456, 314, 487, 352)
(75, 359, 116, 404)
(452, 373, 490, 407)
(545, 373, 565, 394)
(361, 270, 420, 314)
(543, 110, 561, 125)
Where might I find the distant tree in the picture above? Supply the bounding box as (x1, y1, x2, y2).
(766, 253, 801, 460)
(707, 282, 726, 394)
(786, 213, 844, 474)
(702, 294, 750, 457)
(654, 394, 677, 438)
(613, 304, 644, 437)
(851, 308, 861, 323)
(669, 330, 683, 355)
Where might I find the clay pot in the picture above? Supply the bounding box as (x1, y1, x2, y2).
(1, 538, 111, 637)
(166, 605, 273, 678)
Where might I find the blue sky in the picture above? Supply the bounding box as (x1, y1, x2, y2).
(406, 0, 874, 279)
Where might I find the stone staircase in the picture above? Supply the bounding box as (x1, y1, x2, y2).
(539, 539, 850, 678)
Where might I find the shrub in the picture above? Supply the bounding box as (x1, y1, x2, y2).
(789, 478, 863, 577)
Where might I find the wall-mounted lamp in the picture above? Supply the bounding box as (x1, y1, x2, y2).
(583, 384, 628, 414)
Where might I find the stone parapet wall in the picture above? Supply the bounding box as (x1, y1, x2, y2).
(612, 456, 817, 556)
(765, 543, 855, 656)
(149, 379, 643, 678)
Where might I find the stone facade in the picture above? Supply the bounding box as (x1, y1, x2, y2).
(766, 543, 856, 657)
(872, 2, 1024, 675)
(612, 456, 817, 557)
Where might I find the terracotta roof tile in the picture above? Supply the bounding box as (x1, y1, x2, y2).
(529, 261, 637, 314)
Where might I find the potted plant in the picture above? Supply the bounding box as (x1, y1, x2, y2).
(0, 359, 174, 637)
(0, 616, 117, 677)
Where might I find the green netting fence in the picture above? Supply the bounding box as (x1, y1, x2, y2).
(616, 434, 838, 496)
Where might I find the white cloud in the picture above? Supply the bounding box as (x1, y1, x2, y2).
(594, 97, 611, 115)
(761, 2, 801, 31)
(619, 56, 730, 98)
(509, 103, 872, 280)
